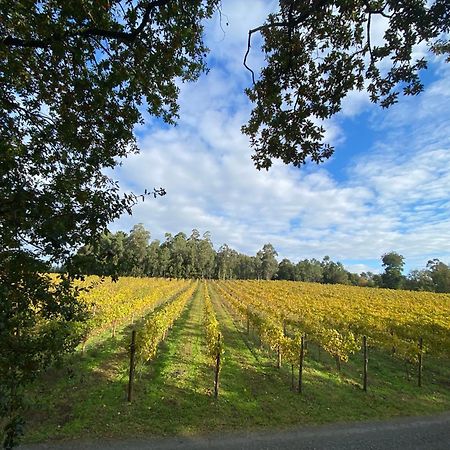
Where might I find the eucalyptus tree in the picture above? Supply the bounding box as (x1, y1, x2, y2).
(381, 252, 405, 289)
(277, 258, 297, 281)
(257, 243, 279, 280)
(427, 259, 450, 293)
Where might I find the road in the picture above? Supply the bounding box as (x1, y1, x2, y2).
(20, 412, 450, 450)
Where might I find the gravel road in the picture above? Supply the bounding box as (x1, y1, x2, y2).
(19, 412, 450, 450)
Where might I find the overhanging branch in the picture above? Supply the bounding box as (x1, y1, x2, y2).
(243, 0, 328, 83)
(1, 0, 170, 49)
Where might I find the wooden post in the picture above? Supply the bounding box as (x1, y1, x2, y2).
(277, 344, 281, 369)
(246, 312, 250, 335)
(291, 364, 295, 390)
(214, 333, 221, 398)
(127, 329, 136, 402)
(112, 320, 116, 338)
(298, 335, 304, 394)
(363, 335, 368, 392)
(418, 337, 423, 387)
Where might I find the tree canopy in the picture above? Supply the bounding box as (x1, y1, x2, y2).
(1, 1, 218, 446)
(242, 0, 449, 169)
(381, 251, 405, 289)
(1, 0, 218, 264)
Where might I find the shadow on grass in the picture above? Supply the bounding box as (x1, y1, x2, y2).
(22, 282, 450, 444)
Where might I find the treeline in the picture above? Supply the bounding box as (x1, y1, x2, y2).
(71, 224, 450, 293)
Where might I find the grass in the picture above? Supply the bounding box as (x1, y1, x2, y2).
(22, 282, 450, 444)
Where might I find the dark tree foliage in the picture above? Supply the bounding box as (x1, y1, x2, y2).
(242, 0, 450, 169)
(381, 251, 405, 289)
(277, 258, 297, 280)
(426, 259, 450, 293)
(0, 1, 218, 446)
(257, 243, 279, 280)
(1, 0, 217, 262)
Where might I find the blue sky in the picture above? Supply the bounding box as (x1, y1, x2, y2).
(111, 0, 450, 275)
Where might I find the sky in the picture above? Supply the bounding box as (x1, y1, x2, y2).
(110, 0, 450, 275)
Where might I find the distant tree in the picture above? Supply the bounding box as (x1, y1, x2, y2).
(321, 256, 349, 285)
(195, 232, 216, 279)
(235, 254, 258, 280)
(145, 240, 161, 277)
(372, 273, 383, 287)
(72, 230, 127, 276)
(168, 232, 189, 278)
(296, 258, 323, 283)
(427, 259, 450, 293)
(277, 258, 296, 281)
(359, 271, 378, 288)
(381, 252, 405, 289)
(405, 269, 434, 291)
(158, 237, 172, 278)
(216, 244, 239, 280)
(257, 244, 279, 280)
(124, 224, 150, 277)
(347, 272, 362, 286)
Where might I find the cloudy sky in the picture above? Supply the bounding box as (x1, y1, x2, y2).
(110, 0, 450, 274)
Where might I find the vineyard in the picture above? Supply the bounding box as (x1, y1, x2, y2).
(23, 277, 450, 443)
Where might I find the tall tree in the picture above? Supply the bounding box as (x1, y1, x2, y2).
(296, 258, 323, 282)
(145, 240, 161, 277)
(125, 224, 151, 276)
(216, 244, 238, 280)
(277, 258, 296, 280)
(427, 259, 450, 293)
(257, 243, 279, 280)
(196, 232, 216, 279)
(405, 269, 434, 291)
(381, 252, 405, 289)
(321, 256, 349, 285)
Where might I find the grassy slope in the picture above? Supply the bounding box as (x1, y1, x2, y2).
(23, 282, 450, 443)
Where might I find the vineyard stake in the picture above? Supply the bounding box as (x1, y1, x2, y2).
(363, 335, 368, 392)
(418, 337, 423, 387)
(214, 333, 221, 398)
(277, 344, 281, 369)
(127, 329, 136, 402)
(298, 334, 304, 394)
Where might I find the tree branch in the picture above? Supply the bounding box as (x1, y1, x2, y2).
(243, 0, 328, 83)
(1, 0, 170, 49)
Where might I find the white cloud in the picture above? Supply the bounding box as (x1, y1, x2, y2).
(110, 5, 450, 274)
